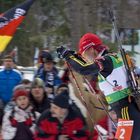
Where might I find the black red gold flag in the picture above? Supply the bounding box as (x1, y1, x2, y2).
(0, 0, 35, 53)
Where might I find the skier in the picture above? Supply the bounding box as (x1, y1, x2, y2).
(57, 33, 140, 140)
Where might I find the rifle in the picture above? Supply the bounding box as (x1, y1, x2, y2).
(109, 9, 140, 110)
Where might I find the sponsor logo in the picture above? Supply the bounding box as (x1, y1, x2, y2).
(113, 85, 123, 91)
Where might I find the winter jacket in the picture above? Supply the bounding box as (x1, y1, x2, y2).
(0, 68, 22, 103)
(2, 105, 40, 140)
(35, 65, 62, 87)
(35, 108, 89, 140)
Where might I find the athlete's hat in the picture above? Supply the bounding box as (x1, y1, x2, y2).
(79, 33, 108, 54)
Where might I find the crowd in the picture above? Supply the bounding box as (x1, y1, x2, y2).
(0, 52, 91, 140)
(0, 32, 140, 140)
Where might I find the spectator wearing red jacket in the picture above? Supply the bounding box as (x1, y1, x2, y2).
(34, 90, 89, 140)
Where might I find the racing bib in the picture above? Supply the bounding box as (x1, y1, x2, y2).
(115, 119, 134, 140)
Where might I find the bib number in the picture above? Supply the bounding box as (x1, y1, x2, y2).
(115, 119, 134, 140)
(119, 128, 125, 139)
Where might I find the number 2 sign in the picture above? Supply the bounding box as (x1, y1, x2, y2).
(115, 119, 134, 140)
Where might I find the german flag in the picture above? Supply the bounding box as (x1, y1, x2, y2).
(0, 0, 35, 53)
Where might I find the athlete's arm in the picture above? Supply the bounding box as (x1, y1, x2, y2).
(66, 54, 113, 77)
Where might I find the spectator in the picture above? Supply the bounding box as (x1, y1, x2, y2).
(0, 55, 22, 104)
(1, 89, 40, 140)
(4, 81, 31, 113)
(35, 51, 62, 90)
(56, 83, 80, 108)
(55, 83, 69, 95)
(0, 55, 22, 124)
(29, 78, 50, 113)
(56, 83, 85, 119)
(35, 90, 89, 140)
(21, 79, 32, 91)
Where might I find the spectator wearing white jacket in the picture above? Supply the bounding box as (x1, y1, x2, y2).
(1, 89, 40, 140)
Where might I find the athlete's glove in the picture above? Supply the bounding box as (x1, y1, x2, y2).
(57, 46, 74, 59)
